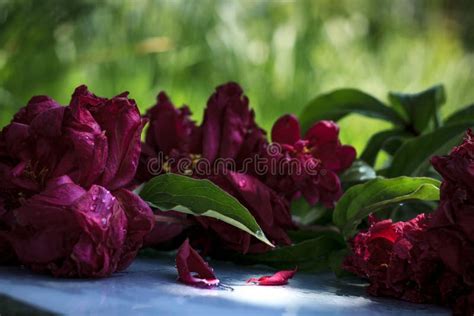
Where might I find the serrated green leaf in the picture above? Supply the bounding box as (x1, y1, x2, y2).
(387, 123, 472, 177)
(444, 104, 474, 125)
(388, 84, 445, 133)
(138, 173, 273, 247)
(299, 89, 406, 132)
(333, 177, 440, 240)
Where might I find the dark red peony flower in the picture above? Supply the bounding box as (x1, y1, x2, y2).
(263, 114, 355, 207)
(176, 239, 219, 287)
(0, 85, 144, 193)
(247, 268, 297, 286)
(201, 82, 266, 166)
(2, 176, 153, 278)
(145, 92, 201, 160)
(0, 86, 154, 277)
(344, 214, 440, 303)
(429, 130, 474, 314)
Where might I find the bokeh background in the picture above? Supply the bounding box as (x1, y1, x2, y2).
(1, 0, 473, 153)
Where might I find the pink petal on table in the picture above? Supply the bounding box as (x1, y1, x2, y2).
(247, 268, 297, 286)
(176, 239, 219, 288)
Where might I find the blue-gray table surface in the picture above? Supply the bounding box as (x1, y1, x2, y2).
(0, 255, 449, 315)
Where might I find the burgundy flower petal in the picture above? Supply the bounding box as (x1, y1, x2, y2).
(145, 92, 200, 156)
(176, 239, 219, 287)
(304, 120, 339, 144)
(113, 189, 155, 271)
(247, 268, 297, 286)
(143, 211, 188, 247)
(73, 88, 144, 190)
(4, 175, 151, 278)
(202, 82, 266, 163)
(306, 120, 356, 173)
(271, 115, 301, 145)
(13, 96, 61, 125)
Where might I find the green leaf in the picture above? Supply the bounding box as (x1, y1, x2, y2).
(299, 89, 406, 132)
(333, 177, 440, 240)
(138, 173, 273, 247)
(328, 248, 351, 278)
(359, 129, 412, 166)
(291, 198, 329, 225)
(228, 235, 345, 271)
(388, 84, 446, 133)
(387, 123, 472, 177)
(339, 160, 377, 189)
(444, 104, 474, 125)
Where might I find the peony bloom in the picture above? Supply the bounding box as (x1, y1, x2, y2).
(247, 268, 297, 286)
(143, 92, 201, 165)
(263, 115, 356, 207)
(0, 86, 154, 277)
(344, 214, 440, 303)
(201, 82, 266, 166)
(2, 176, 153, 278)
(176, 239, 219, 287)
(429, 130, 474, 314)
(0, 85, 144, 193)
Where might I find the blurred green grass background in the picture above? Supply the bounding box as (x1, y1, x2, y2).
(1, 0, 473, 154)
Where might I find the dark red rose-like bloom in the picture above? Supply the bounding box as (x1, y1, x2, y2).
(247, 268, 297, 286)
(2, 176, 153, 278)
(176, 239, 219, 287)
(0, 85, 144, 193)
(0, 86, 154, 277)
(344, 214, 440, 303)
(145, 92, 201, 160)
(264, 115, 356, 207)
(429, 130, 474, 314)
(201, 82, 266, 166)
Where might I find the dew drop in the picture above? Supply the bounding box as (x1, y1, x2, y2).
(90, 206, 95, 211)
(101, 218, 107, 226)
(238, 179, 246, 188)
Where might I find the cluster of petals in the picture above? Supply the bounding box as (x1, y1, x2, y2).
(345, 130, 474, 315)
(0, 86, 154, 277)
(138, 82, 355, 254)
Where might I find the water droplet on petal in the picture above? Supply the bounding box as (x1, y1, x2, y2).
(92, 196, 97, 201)
(238, 179, 246, 188)
(90, 206, 95, 211)
(101, 218, 107, 226)
(101, 199, 106, 203)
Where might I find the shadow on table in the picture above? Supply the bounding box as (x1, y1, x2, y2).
(0, 293, 57, 315)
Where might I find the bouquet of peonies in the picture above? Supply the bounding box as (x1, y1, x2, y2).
(1, 82, 473, 315)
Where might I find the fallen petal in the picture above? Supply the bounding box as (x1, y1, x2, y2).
(247, 268, 297, 286)
(176, 239, 219, 287)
